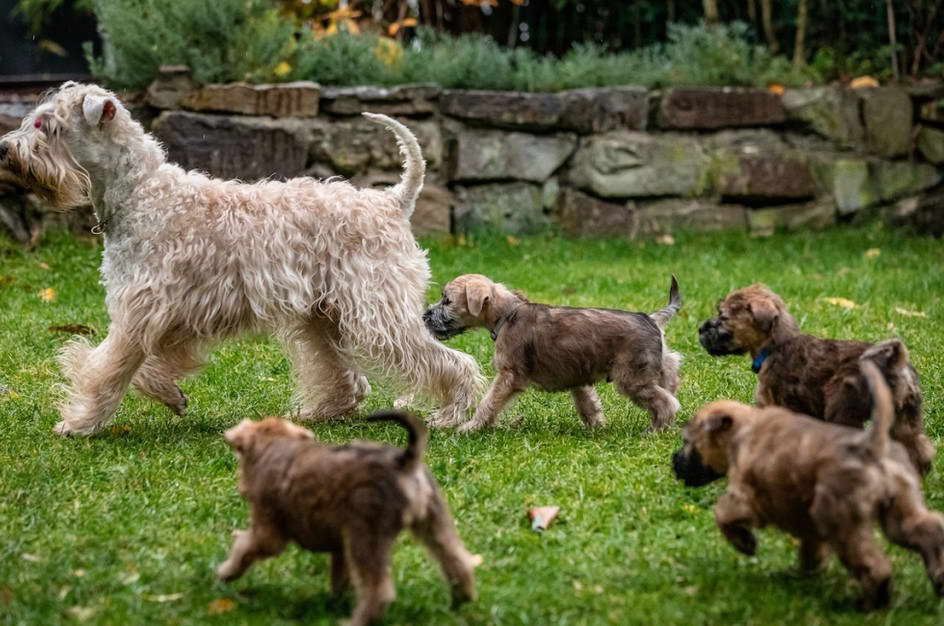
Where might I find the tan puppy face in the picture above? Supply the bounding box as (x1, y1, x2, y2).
(224, 417, 314, 459)
(698, 284, 789, 356)
(672, 400, 754, 486)
(423, 274, 511, 340)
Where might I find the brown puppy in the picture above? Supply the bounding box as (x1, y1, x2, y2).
(217, 412, 478, 626)
(698, 284, 933, 474)
(424, 274, 682, 432)
(673, 358, 944, 610)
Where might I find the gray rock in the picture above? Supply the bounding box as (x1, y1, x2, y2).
(440, 87, 649, 133)
(919, 97, 944, 123)
(567, 131, 709, 198)
(555, 187, 634, 237)
(320, 84, 440, 116)
(872, 160, 942, 202)
(181, 81, 320, 118)
(658, 87, 785, 129)
(811, 157, 876, 214)
(917, 126, 944, 164)
(309, 117, 442, 176)
(145, 65, 195, 110)
(556, 87, 649, 133)
(631, 198, 746, 237)
(411, 183, 453, 236)
(151, 111, 312, 181)
(707, 130, 815, 200)
(440, 90, 563, 129)
(448, 127, 576, 183)
(859, 87, 913, 158)
(888, 189, 944, 236)
(783, 87, 865, 149)
(748, 200, 836, 236)
(454, 182, 548, 234)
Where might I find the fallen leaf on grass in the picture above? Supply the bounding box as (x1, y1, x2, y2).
(0, 275, 15, 287)
(681, 503, 699, 514)
(655, 234, 675, 246)
(505, 235, 520, 246)
(39, 287, 57, 302)
(37, 262, 50, 270)
(528, 506, 560, 531)
(66, 606, 97, 622)
(48, 324, 95, 336)
(0, 585, 12, 605)
(823, 297, 857, 309)
(73, 569, 86, 578)
(21, 553, 42, 562)
(894, 307, 927, 318)
(118, 570, 140, 585)
(146, 592, 184, 603)
(207, 598, 235, 615)
(864, 248, 881, 258)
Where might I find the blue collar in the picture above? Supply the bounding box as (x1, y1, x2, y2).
(751, 348, 770, 374)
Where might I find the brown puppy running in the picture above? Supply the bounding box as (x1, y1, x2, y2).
(698, 284, 933, 474)
(673, 356, 944, 610)
(217, 412, 479, 626)
(424, 274, 682, 432)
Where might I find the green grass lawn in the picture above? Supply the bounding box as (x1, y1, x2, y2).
(1, 224, 942, 625)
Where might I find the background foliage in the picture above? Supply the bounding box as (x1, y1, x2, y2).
(10, 0, 944, 89)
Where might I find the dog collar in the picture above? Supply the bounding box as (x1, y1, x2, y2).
(489, 307, 521, 341)
(751, 348, 771, 373)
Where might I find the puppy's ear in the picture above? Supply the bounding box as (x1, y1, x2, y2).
(862, 339, 909, 370)
(747, 299, 780, 333)
(223, 419, 255, 453)
(83, 94, 117, 126)
(705, 413, 733, 434)
(466, 282, 491, 317)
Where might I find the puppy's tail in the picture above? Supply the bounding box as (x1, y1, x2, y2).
(362, 112, 425, 219)
(650, 275, 682, 330)
(861, 358, 894, 459)
(367, 410, 428, 473)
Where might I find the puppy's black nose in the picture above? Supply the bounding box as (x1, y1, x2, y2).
(422, 309, 432, 322)
(0, 142, 8, 161)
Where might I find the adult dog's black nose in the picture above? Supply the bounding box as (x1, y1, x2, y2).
(0, 141, 8, 161)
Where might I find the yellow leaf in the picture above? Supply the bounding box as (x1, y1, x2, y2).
(894, 307, 927, 318)
(7, 391, 20, 399)
(823, 297, 857, 309)
(864, 248, 881, 258)
(37, 262, 50, 270)
(655, 234, 675, 246)
(39, 287, 56, 302)
(146, 593, 184, 603)
(850, 75, 879, 89)
(681, 503, 698, 514)
(505, 235, 520, 246)
(207, 598, 235, 615)
(767, 83, 785, 95)
(273, 61, 292, 77)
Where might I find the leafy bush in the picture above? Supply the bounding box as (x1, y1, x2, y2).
(87, 2, 819, 92)
(86, 0, 296, 89)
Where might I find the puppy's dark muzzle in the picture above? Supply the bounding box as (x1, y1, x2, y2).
(672, 446, 724, 487)
(0, 141, 8, 162)
(698, 318, 742, 356)
(423, 306, 463, 341)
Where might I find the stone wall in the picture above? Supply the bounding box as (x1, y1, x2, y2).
(2, 70, 943, 243)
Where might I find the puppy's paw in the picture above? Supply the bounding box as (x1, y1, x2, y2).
(722, 524, 757, 556)
(216, 560, 241, 582)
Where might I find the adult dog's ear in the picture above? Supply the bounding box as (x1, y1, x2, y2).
(748, 299, 780, 334)
(83, 94, 117, 126)
(466, 282, 491, 317)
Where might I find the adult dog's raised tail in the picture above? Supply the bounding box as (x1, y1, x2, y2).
(362, 112, 425, 219)
(860, 359, 894, 459)
(368, 410, 428, 473)
(650, 275, 682, 330)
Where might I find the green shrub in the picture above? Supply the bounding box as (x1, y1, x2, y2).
(85, 0, 295, 89)
(86, 2, 819, 92)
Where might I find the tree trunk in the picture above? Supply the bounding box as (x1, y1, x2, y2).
(667, 0, 675, 24)
(703, 0, 719, 25)
(746, 0, 756, 24)
(885, 0, 900, 80)
(760, 0, 779, 55)
(793, 0, 808, 67)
